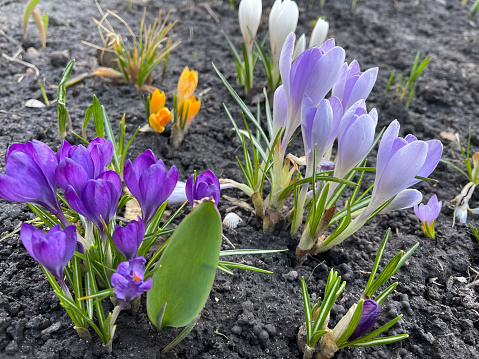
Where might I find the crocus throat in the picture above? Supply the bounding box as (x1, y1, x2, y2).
(132, 274, 141, 282)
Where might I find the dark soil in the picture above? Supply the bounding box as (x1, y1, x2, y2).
(1, 0, 479, 358)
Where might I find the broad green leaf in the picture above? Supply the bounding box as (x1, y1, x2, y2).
(147, 201, 222, 328)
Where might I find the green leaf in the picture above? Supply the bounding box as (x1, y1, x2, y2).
(147, 201, 222, 328)
(349, 334, 408, 347)
(23, 0, 41, 38)
(57, 60, 75, 140)
(217, 261, 272, 274)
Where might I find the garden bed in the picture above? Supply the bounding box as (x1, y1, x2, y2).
(0, 0, 478, 358)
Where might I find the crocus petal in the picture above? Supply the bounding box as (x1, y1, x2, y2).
(55, 158, 90, 193)
(279, 32, 295, 100)
(344, 67, 378, 110)
(239, 0, 262, 54)
(272, 85, 288, 138)
(408, 140, 443, 186)
(376, 120, 400, 178)
(381, 189, 423, 214)
(270, 0, 299, 65)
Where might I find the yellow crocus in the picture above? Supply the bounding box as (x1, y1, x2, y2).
(181, 96, 201, 128)
(149, 107, 172, 133)
(149, 89, 166, 114)
(177, 67, 198, 109)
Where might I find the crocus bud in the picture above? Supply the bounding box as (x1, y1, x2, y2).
(149, 89, 172, 133)
(0, 141, 63, 219)
(177, 67, 198, 109)
(111, 257, 152, 303)
(292, 33, 306, 60)
(113, 217, 145, 260)
(309, 18, 329, 48)
(124, 150, 178, 224)
(185, 170, 221, 206)
(269, 0, 299, 74)
(348, 299, 379, 341)
(20, 223, 77, 281)
(414, 194, 442, 239)
(239, 0, 262, 56)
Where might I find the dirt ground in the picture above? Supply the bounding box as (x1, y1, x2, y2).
(0, 0, 478, 358)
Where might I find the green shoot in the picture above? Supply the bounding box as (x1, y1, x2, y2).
(23, 0, 48, 48)
(385, 51, 431, 107)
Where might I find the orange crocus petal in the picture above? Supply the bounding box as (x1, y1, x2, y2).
(177, 67, 198, 105)
(149, 107, 172, 133)
(149, 89, 166, 114)
(181, 96, 201, 127)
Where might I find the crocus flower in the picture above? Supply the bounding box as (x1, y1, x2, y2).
(318, 120, 442, 252)
(20, 223, 77, 281)
(239, 0, 262, 56)
(149, 89, 172, 133)
(112, 217, 145, 260)
(348, 299, 379, 341)
(278, 33, 345, 153)
(309, 18, 329, 48)
(332, 60, 378, 112)
(0, 141, 68, 224)
(185, 170, 221, 206)
(179, 95, 201, 129)
(177, 67, 198, 111)
(269, 0, 299, 83)
(327, 100, 377, 199)
(414, 194, 442, 239)
(111, 257, 152, 303)
(124, 150, 178, 224)
(167, 180, 234, 205)
(65, 171, 122, 234)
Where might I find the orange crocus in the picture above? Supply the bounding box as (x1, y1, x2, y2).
(149, 88, 172, 133)
(180, 96, 201, 128)
(177, 67, 198, 109)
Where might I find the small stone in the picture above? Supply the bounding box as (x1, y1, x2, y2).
(253, 324, 262, 336)
(258, 329, 269, 342)
(231, 325, 242, 335)
(264, 324, 277, 337)
(5, 340, 18, 355)
(49, 50, 70, 67)
(282, 270, 298, 282)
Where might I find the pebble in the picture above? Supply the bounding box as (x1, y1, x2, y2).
(258, 330, 269, 342)
(264, 324, 276, 337)
(231, 325, 242, 335)
(282, 270, 298, 282)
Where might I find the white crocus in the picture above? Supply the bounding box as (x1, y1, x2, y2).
(292, 33, 306, 60)
(239, 0, 262, 56)
(269, 0, 299, 84)
(309, 18, 329, 48)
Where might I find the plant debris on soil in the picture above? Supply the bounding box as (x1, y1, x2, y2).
(0, 0, 478, 358)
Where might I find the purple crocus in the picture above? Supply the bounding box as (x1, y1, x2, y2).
(112, 217, 145, 260)
(332, 60, 378, 112)
(20, 223, 77, 281)
(278, 32, 345, 153)
(124, 150, 178, 224)
(379, 189, 423, 214)
(0, 141, 67, 224)
(65, 170, 122, 234)
(56, 138, 114, 192)
(111, 257, 152, 303)
(348, 299, 379, 341)
(414, 194, 442, 239)
(185, 170, 221, 206)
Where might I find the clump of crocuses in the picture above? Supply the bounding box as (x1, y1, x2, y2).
(414, 194, 442, 239)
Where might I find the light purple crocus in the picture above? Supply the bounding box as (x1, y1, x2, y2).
(112, 217, 145, 260)
(332, 60, 378, 112)
(333, 100, 377, 180)
(20, 223, 77, 281)
(301, 96, 342, 177)
(348, 299, 379, 341)
(414, 194, 442, 239)
(65, 170, 122, 234)
(185, 170, 221, 206)
(379, 189, 423, 214)
(277, 32, 345, 153)
(317, 120, 442, 252)
(0, 141, 67, 224)
(124, 150, 178, 225)
(111, 257, 152, 303)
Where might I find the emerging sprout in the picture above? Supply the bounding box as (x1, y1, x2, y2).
(23, 0, 49, 49)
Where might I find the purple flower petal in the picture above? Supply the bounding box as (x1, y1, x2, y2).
(380, 189, 423, 214)
(348, 299, 379, 341)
